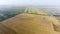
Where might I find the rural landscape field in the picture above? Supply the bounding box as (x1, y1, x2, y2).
(0, 6, 60, 34)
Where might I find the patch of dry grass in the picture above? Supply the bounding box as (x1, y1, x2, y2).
(1, 14, 60, 34)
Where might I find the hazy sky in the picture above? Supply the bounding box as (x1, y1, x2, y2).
(0, 0, 60, 6)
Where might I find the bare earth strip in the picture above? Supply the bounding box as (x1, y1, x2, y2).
(0, 23, 16, 34)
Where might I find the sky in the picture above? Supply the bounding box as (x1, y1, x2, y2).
(0, 0, 60, 6)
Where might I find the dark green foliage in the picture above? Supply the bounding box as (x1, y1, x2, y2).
(0, 8, 25, 22)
